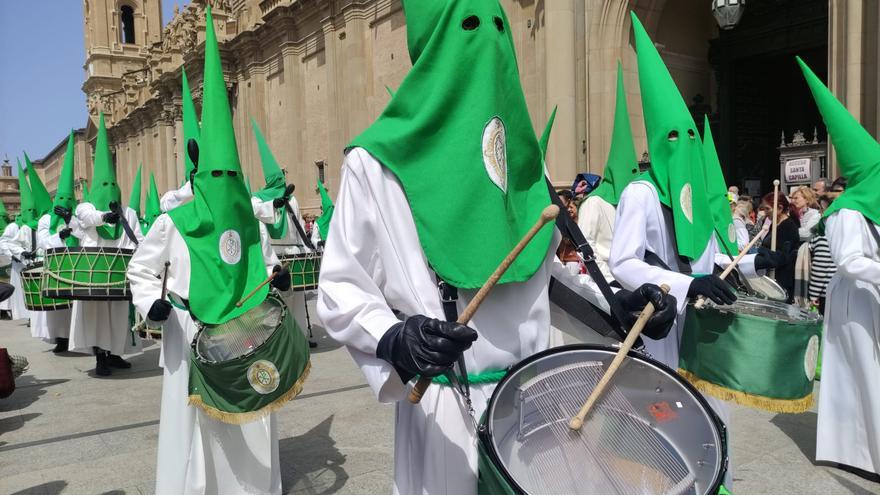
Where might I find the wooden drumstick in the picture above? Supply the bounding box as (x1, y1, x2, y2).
(235, 270, 279, 308)
(770, 179, 780, 252)
(407, 204, 560, 404)
(692, 222, 770, 310)
(569, 284, 671, 431)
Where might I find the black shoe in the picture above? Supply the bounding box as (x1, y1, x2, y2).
(309, 340, 318, 349)
(95, 353, 112, 376)
(107, 354, 132, 369)
(52, 338, 69, 354)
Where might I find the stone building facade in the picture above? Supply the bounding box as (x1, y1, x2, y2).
(28, 0, 880, 214)
(0, 159, 21, 216)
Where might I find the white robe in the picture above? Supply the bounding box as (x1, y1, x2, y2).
(68, 203, 143, 355)
(609, 180, 763, 486)
(4, 223, 30, 320)
(0, 223, 15, 312)
(127, 213, 282, 495)
(577, 195, 617, 281)
(29, 214, 74, 342)
(317, 148, 606, 495)
(816, 208, 880, 474)
(160, 181, 193, 212)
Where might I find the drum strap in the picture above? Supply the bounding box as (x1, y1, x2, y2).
(112, 202, 140, 246)
(284, 202, 316, 251)
(434, 276, 474, 415)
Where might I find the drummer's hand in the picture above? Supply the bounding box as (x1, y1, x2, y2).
(54, 206, 72, 224)
(102, 211, 120, 225)
(376, 315, 478, 383)
(21, 251, 36, 260)
(147, 299, 172, 323)
(272, 197, 287, 209)
(755, 247, 786, 270)
(615, 284, 677, 340)
(688, 275, 737, 306)
(270, 265, 291, 291)
(59, 228, 72, 240)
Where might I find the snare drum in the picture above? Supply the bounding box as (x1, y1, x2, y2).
(679, 296, 821, 414)
(131, 309, 162, 340)
(279, 251, 322, 291)
(741, 275, 788, 301)
(42, 247, 134, 301)
(479, 345, 727, 495)
(20, 263, 71, 311)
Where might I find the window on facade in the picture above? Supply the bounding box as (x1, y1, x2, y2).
(315, 160, 326, 184)
(120, 5, 135, 44)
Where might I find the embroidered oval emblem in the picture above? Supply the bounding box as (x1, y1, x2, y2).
(247, 359, 280, 395)
(482, 117, 508, 193)
(728, 223, 737, 243)
(219, 229, 242, 265)
(804, 335, 819, 380)
(679, 183, 693, 223)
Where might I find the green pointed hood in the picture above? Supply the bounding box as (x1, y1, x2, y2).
(182, 67, 201, 181)
(702, 116, 738, 255)
(797, 57, 880, 227)
(49, 131, 80, 245)
(0, 200, 8, 232)
(349, 0, 552, 289)
(539, 106, 557, 158)
(143, 173, 161, 233)
(167, 5, 270, 325)
(632, 12, 712, 260)
(81, 181, 90, 202)
(23, 152, 52, 217)
(251, 119, 289, 239)
(17, 160, 38, 229)
(385, 85, 395, 98)
(316, 180, 334, 241)
(91, 113, 123, 239)
(129, 163, 143, 217)
(591, 62, 639, 206)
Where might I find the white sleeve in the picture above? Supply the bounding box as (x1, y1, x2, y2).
(608, 184, 694, 314)
(316, 153, 407, 402)
(76, 203, 106, 229)
(251, 197, 279, 224)
(37, 215, 62, 251)
(827, 209, 880, 285)
(127, 214, 173, 318)
(159, 182, 193, 212)
(287, 196, 306, 245)
(259, 222, 280, 274)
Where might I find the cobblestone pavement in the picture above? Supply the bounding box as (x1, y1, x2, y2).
(1, 300, 878, 494)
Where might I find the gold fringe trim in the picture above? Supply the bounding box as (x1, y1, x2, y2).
(189, 361, 312, 425)
(677, 369, 814, 414)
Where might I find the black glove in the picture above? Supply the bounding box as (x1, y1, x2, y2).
(317, 240, 326, 249)
(147, 299, 172, 322)
(270, 265, 291, 291)
(376, 315, 478, 382)
(273, 197, 287, 208)
(754, 247, 787, 271)
(21, 251, 36, 260)
(187, 139, 199, 185)
(688, 275, 737, 306)
(613, 284, 678, 340)
(102, 211, 120, 224)
(54, 206, 72, 224)
(59, 228, 72, 240)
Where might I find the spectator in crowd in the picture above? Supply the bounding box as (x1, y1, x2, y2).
(831, 176, 848, 192)
(809, 228, 836, 313)
(556, 190, 581, 267)
(759, 192, 802, 302)
(791, 186, 822, 241)
(732, 196, 755, 250)
(813, 179, 829, 195)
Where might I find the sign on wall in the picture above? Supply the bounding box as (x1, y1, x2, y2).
(784, 158, 812, 183)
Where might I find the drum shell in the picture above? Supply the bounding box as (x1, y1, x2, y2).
(680, 302, 821, 412)
(20, 263, 72, 311)
(279, 252, 322, 292)
(42, 247, 134, 301)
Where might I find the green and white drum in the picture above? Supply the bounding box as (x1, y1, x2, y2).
(279, 251, 322, 291)
(679, 296, 821, 414)
(21, 263, 72, 311)
(189, 290, 311, 424)
(42, 247, 134, 301)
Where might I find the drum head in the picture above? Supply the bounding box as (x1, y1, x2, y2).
(485, 345, 725, 495)
(707, 295, 819, 323)
(742, 275, 787, 302)
(194, 293, 286, 363)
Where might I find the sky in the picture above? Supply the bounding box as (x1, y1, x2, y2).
(0, 1, 188, 171)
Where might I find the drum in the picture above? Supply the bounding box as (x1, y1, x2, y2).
(188, 290, 311, 424)
(20, 263, 72, 311)
(131, 309, 162, 340)
(479, 345, 727, 495)
(741, 275, 788, 301)
(41, 247, 134, 301)
(279, 251, 322, 291)
(679, 296, 821, 414)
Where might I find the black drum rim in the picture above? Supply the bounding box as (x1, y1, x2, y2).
(482, 343, 728, 495)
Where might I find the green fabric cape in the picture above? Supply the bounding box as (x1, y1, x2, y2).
(143, 173, 161, 233)
(316, 180, 334, 241)
(632, 13, 713, 260)
(702, 116, 738, 256)
(167, 5, 270, 325)
(129, 164, 143, 218)
(591, 62, 639, 206)
(182, 68, 201, 181)
(250, 119, 288, 239)
(798, 57, 880, 227)
(90, 113, 123, 240)
(349, 0, 552, 289)
(49, 131, 80, 246)
(23, 153, 52, 217)
(17, 160, 38, 229)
